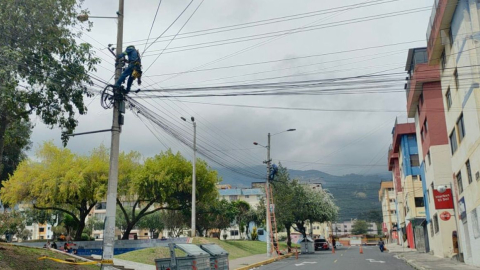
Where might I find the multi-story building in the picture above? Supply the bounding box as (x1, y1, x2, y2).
(388, 121, 425, 249)
(405, 46, 457, 257)
(331, 220, 378, 236)
(379, 181, 398, 243)
(426, 0, 480, 265)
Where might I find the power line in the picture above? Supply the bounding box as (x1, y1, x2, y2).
(142, 0, 164, 56)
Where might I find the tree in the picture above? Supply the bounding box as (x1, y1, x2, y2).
(271, 165, 338, 246)
(0, 211, 25, 241)
(163, 210, 188, 238)
(0, 119, 32, 185)
(0, 142, 109, 240)
(137, 211, 164, 239)
(212, 199, 238, 239)
(233, 200, 250, 239)
(116, 150, 219, 239)
(0, 0, 100, 179)
(351, 220, 369, 235)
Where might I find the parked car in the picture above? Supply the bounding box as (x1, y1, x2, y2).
(314, 239, 329, 250)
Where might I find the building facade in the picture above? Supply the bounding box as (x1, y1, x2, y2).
(379, 181, 398, 243)
(405, 47, 457, 258)
(426, 0, 480, 265)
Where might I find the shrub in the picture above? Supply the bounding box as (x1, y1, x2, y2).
(251, 227, 258, 241)
(223, 234, 228, 240)
(80, 233, 90, 241)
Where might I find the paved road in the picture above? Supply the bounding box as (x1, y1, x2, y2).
(258, 246, 413, 270)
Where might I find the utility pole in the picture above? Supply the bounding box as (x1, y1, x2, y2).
(192, 120, 197, 237)
(102, 0, 123, 268)
(181, 116, 197, 237)
(265, 132, 271, 257)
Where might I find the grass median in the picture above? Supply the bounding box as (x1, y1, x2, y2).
(115, 237, 298, 265)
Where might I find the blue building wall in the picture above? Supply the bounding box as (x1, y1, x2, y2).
(400, 134, 421, 176)
(419, 162, 431, 223)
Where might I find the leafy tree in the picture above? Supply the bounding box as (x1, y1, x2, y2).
(163, 210, 188, 238)
(137, 211, 164, 239)
(351, 220, 369, 235)
(271, 165, 338, 245)
(0, 119, 32, 185)
(233, 200, 250, 239)
(0, 142, 109, 240)
(117, 150, 219, 239)
(0, 0, 100, 179)
(212, 199, 238, 239)
(0, 211, 26, 241)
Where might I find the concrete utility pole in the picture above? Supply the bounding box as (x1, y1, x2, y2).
(102, 0, 123, 268)
(181, 117, 197, 237)
(266, 132, 271, 257)
(192, 119, 197, 237)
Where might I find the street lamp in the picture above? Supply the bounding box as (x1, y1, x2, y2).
(181, 116, 196, 237)
(253, 128, 296, 257)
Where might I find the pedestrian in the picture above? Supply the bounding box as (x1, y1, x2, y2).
(46, 240, 51, 248)
(332, 238, 336, 248)
(63, 242, 68, 252)
(51, 241, 57, 249)
(378, 238, 385, 252)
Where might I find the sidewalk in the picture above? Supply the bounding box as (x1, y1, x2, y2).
(387, 244, 480, 270)
(229, 253, 278, 270)
(113, 258, 156, 270)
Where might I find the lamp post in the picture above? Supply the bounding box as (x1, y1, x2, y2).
(182, 116, 196, 237)
(253, 128, 296, 257)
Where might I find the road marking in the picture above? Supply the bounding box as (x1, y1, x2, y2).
(334, 260, 337, 263)
(366, 259, 385, 263)
(295, 261, 317, 266)
(341, 254, 343, 256)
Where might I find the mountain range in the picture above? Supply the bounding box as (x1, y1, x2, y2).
(216, 166, 391, 222)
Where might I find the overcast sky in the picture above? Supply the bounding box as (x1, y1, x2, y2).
(29, 0, 433, 179)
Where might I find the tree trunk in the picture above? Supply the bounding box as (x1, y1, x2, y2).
(285, 223, 292, 252)
(74, 220, 86, 241)
(122, 223, 135, 240)
(0, 115, 9, 178)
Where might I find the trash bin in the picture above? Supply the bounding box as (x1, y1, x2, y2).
(155, 243, 211, 270)
(200, 243, 229, 270)
(299, 236, 314, 254)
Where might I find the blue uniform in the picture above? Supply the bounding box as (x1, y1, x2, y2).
(115, 46, 141, 92)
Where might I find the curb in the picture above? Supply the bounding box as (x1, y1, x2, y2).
(235, 253, 293, 270)
(397, 254, 427, 270)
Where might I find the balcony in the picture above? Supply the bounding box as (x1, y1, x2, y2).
(426, 0, 458, 64)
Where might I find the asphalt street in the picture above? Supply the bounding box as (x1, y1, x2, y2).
(258, 246, 413, 270)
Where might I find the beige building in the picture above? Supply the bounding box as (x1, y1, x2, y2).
(379, 181, 397, 242)
(425, 0, 480, 265)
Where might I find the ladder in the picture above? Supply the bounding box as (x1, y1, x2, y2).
(267, 185, 281, 255)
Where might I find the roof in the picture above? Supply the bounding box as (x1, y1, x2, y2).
(218, 188, 264, 196)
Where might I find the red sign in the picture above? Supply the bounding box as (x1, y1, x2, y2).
(433, 188, 454, 209)
(440, 211, 451, 221)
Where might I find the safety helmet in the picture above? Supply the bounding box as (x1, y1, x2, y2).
(127, 45, 135, 50)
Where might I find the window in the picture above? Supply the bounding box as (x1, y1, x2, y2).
(427, 151, 431, 165)
(245, 195, 249, 199)
(39, 228, 45, 233)
(430, 221, 434, 237)
(415, 197, 425, 207)
(446, 87, 452, 109)
(454, 68, 460, 90)
(144, 233, 148, 236)
(95, 213, 106, 221)
(390, 210, 396, 215)
(466, 160, 473, 184)
(230, 230, 239, 236)
(457, 172, 463, 194)
(96, 202, 107, 210)
(457, 114, 466, 142)
(450, 129, 458, 154)
(421, 129, 425, 142)
(433, 214, 439, 233)
(441, 50, 446, 70)
(419, 93, 424, 105)
(389, 199, 395, 203)
(472, 209, 480, 239)
(449, 27, 454, 46)
(229, 195, 238, 201)
(257, 229, 264, 236)
(424, 119, 428, 133)
(410, 154, 420, 167)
